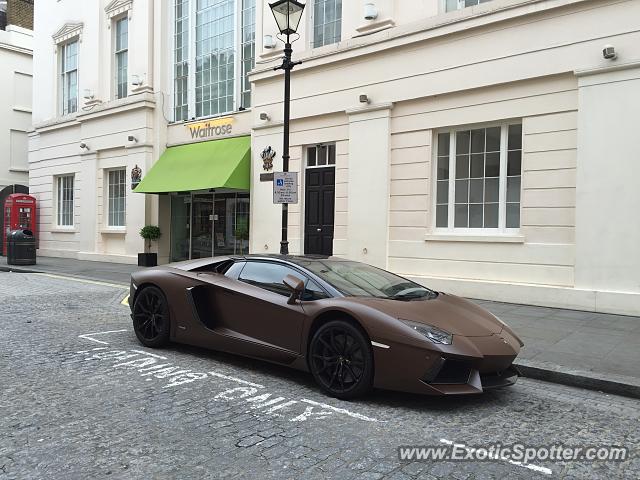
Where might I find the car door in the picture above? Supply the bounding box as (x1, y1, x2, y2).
(214, 261, 308, 359)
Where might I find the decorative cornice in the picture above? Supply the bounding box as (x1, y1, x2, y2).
(105, 0, 133, 19)
(52, 22, 84, 44)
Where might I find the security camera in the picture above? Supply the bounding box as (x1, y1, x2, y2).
(259, 112, 270, 121)
(127, 135, 137, 142)
(359, 94, 370, 104)
(79, 142, 89, 150)
(602, 45, 616, 60)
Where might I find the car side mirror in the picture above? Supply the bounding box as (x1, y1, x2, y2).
(283, 274, 304, 305)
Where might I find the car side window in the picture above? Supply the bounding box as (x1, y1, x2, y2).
(224, 261, 246, 279)
(238, 262, 304, 297)
(302, 279, 330, 301)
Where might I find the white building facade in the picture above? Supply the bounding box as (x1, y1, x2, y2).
(30, 0, 255, 265)
(30, 0, 640, 315)
(0, 22, 31, 190)
(249, 0, 640, 315)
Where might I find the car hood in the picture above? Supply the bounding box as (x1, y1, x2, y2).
(350, 293, 503, 337)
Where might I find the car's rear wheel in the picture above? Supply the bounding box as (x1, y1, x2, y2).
(132, 286, 170, 348)
(309, 320, 374, 399)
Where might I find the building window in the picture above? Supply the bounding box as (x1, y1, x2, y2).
(114, 16, 128, 99)
(435, 123, 522, 230)
(312, 0, 342, 48)
(307, 144, 336, 168)
(174, 0, 190, 120)
(60, 40, 78, 115)
(240, 0, 255, 109)
(173, 0, 256, 121)
(445, 0, 493, 12)
(56, 175, 75, 227)
(107, 169, 127, 227)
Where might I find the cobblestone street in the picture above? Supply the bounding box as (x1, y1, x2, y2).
(1, 273, 638, 479)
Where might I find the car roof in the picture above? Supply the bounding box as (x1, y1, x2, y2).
(234, 254, 353, 267)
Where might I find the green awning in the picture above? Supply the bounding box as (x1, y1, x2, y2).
(134, 136, 250, 194)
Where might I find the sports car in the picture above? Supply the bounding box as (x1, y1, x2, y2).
(129, 255, 523, 399)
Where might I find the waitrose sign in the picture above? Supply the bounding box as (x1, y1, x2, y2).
(187, 117, 234, 140)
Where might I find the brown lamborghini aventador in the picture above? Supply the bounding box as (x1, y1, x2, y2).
(129, 255, 523, 399)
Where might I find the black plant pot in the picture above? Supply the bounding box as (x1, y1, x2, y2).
(138, 253, 157, 267)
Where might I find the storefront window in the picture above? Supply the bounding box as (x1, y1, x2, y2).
(170, 192, 250, 261)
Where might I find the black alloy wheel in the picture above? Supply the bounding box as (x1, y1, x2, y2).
(309, 320, 374, 399)
(132, 286, 170, 348)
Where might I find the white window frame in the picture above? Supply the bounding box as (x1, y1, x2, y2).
(443, 0, 493, 13)
(55, 174, 75, 228)
(113, 15, 129, 99)
(59, 40, 79, 115)
(306, 144, 337, 169)
(106, 168, 127, 228)
(172, 0, 256, 122)
(432, 122, 522, 235)
(309, 0, 342, 49)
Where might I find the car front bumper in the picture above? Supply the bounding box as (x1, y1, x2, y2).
(371, 329, 521, 395)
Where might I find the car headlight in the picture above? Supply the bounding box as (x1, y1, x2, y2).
(400, 319, 453, 345)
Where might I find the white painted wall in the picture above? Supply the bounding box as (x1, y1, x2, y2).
(575, 64, 640, 312)
(0, 25, 32, 188)
(250, 0, 640, 314)
(29, 0, 167, 263)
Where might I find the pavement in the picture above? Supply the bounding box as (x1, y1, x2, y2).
(1, 272, 638, 479)
(1, 254, 639, 400)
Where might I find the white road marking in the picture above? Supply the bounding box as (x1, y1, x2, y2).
(78, 329, 128, 345)
(439, 439, 553, 476)
(73, 333, 379, 424)
(75, 347, 109, 354)
(34, 273, 128, 290)
(265, 400, 299, 414)
(208, 371, 265, 389)
(301, 399, 380, 423)
(131, 350, 167, 360)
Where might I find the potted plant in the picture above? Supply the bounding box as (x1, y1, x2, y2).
(139, 225, 161, 267)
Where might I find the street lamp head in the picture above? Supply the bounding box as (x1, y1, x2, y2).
(269, 0, 305, 36)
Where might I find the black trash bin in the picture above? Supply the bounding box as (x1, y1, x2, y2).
(7, 229, 36, 266)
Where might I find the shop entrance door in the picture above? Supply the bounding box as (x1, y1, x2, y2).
(304, 167, 335, 256)
(171, 192, 250, 261)
(191, 194, 214, 259)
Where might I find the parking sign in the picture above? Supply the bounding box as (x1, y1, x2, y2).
(273, 172, 298, 204)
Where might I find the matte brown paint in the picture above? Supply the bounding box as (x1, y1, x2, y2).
(130, 255, 523, 396)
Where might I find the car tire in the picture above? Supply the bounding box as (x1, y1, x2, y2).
(309, 319, 374, 400)
(132, 286, 170, 348)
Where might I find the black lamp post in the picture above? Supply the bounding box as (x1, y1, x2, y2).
(269, 0, 305, 255)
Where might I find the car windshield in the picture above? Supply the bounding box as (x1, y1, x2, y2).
(301, 260, 437, 300)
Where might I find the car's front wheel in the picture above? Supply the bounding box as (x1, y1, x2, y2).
(132, 286, 170, 348)
(309, 320, 374, 399)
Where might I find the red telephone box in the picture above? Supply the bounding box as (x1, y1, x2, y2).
(3, 194, 37, 256)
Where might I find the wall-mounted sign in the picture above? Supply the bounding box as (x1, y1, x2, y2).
(187, 117, 234, 140)
(261, 146, 276, 171)
(131, 164, 142, 189)
(273, 172, 298, 204)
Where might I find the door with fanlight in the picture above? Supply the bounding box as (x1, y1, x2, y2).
(304, 145, 336, 256)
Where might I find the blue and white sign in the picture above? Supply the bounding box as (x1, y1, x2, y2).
(273, 172, 298, 204)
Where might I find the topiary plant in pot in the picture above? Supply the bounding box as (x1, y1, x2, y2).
(138, 225, 161, 267)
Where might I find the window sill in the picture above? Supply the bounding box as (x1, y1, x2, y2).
(51, 227, 77, 233)
(100, 227, 127, 234)
(424, 233, 525, 243)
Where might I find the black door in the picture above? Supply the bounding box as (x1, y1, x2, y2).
(305, 167, 335, 255)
